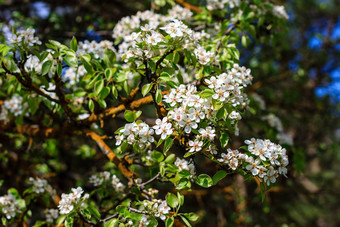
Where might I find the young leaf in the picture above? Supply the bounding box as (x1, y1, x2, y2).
(142, 83, 153, 96)
(166, 193, 178, 208)
(163, 138, 174, 154)
(166, 217, 174, 227)
(183, 213, 199, 222)
(156, 88, 162, 104)
(94, 80, 104, 95)
(70, 36, 78, 52)
(111, 85, 118, 99)
(164, 154, 175, 164)
(220, 132, 229, 147)
(56, 62, 62, 76)
(213, 170, 227, 185)
(195, 174, 213, 188)
(88, 99, 94, 112)
(41, 60, 52, 76)
(99, 86, 110, 100)
(124, 110, 135, 122)
(63, 55, 78, 67)
(199, 89, 214, 98)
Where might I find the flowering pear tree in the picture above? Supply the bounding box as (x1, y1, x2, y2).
(0, 1, 292, 226)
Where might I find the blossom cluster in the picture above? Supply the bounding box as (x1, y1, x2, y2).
(116, 121, 155, 149)
(175, 158, 196, 175)
(194, 46, 214, 65)
(77, 40, 116, 59)
(206, 0, 241, 10)
(58, 187, 89, 214)
(218, 139, 288, 185)
(113, 7, 210, 61)
(45, 209, 59, 223)
(160, 64, 252, 154)
(28, 177, 56, 195)
(0, 95, 27, 123)
(0, 193, 21, 220)
(89, 171, 125, 192)
(206, 0, 289, 20)
(62, 65, 86, 86)
(206, 65, 252, 107)
(139, 199, 171, 221)
(24, 51, 58, 76)
(112, 6, 192, 41)
(9, 28, 41, 46)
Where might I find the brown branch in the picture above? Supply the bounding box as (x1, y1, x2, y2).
(1, 62, 59, 103)
(174, 0, 202, 13)
(81, 91, 169, 124)
(85, 130, 136, 179)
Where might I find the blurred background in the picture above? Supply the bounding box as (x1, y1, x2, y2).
(0, 0, 339, 226)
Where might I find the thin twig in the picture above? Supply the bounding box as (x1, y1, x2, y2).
(141, 173, 161, 187)
(127, 207, 148, 215)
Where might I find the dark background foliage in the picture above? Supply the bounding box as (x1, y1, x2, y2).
(0, 0, 339, 226)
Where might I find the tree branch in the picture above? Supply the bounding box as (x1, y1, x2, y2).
(85, 129, 136, 179)
(174, 0, 202, 13)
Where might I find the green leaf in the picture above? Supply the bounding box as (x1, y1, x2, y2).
(166, 193, 178, 208)
(103, 49, 116, 67)
(63, 55, 78, 67)
(41, 60, 52, 76)
(74, 89, 87, 97)
(179, 215, 192, 227)
(163, 138, 174, 155)
(216, 107, 226, 120)
(173, 51, 180, 64)
(213, 170, 227, 185)
(94, 80, 104, 95)
(177, 192, 184, 206)
(39, 52, 49, 62)
(70, 36, 77, 52)
(56, 62, 62, 76)
(97, 99, 107, 108)
(105, 68, 116, 80)
(56, 215, 66, 225)
(156, 88, 162, 104)
(220, 132, 229, 147)
(176, 178, 190, 190)
(0, 45, 13, 56)
(99, 86, 110, 100)
(1, 217, 7, 226)
(111, 85, 118, 99)
(155, 0, 166, 6)
(151, 151, 164, 162)
(199, 89, 214, 98)
(148, 60, 156, 72)
(27, 98, 41, 115)
(80, 57, 94, 74)
(183, 213, 199, 222)
(104, 219, 118, 227)
(65, 216, 73, 227)
(124, 110, 135, 122)
(88, 99, 94, 112)
(195, 174, 213, 188)
(88, 205, 101, 220)
(33, 221, 46, 227)
(241, 35, 249, 47)
(166, 217, 174, 227)
(164, 154, 175, 164)
(142, 83, 153, 96)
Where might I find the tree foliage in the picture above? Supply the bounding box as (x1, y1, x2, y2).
(0, 0, 339, 226)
